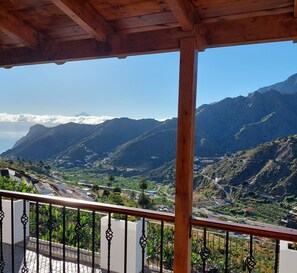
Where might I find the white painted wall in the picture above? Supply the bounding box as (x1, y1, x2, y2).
(2, 199, 29, 244)
(279, 240, 297, 273)
(100, 216, 145, 273)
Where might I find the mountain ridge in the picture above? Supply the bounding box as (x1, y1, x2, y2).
(254, 73, 297, 94)
(2, 118, 161, 163)
(4, 90, 297, 169)
(197, 134, 297, 197)
(3, 73, 297, 171)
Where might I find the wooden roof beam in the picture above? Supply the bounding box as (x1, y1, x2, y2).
(0, 5, 42, 49)
(51, 0, 113, 41)
(3, 14, 297, 67)
(204, 13, 297, 47)
(294, 0, 297, 17)
(165, 0, 201, 31)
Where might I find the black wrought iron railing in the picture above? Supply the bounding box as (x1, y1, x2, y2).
(0, 190, 297, 273)
(190, 218, 297, 273)
(0, 190, 174, 273)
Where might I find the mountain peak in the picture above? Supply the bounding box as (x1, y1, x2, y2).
(75, 112, 90, 117)
(255, 73, 297, 95)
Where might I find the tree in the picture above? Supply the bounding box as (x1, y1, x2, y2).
(92, 184, 99, 192)
(107, 174, 115, 187)
(138, 178, 151, 209)
(108, 193, 124, 206)
(139, 178, 148, 192)
(38, 160, 44, 168)
(102, 189, 110, 197)
(113, 185, 122, 193)
(138, 193, 151, 209)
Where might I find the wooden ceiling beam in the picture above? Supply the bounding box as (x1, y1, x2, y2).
(203, 7, 293, 23)
(112, 11, 177, 31)
(204, 13, 297, 48)
(165, 0, 208, 47)
(2, 14, 297, 67)
(294, 0, 297, 17)
(165, 0, 201, 31)
(0, 28, 191, 67)
(0, 5, 42, 49)
(51, 0, 113, 41)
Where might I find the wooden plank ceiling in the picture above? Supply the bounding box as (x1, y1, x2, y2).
(0, 0, 296, 67)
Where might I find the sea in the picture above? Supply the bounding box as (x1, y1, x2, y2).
(0, 123, 30, 153)
(0, 135, 24, 153)
(0, 135, 18, 154)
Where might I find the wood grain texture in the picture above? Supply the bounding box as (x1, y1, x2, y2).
(0, 28, 192, 66)
(1, 2, 297, 64)
(165, 0, 200, 30)
(295, 0, 297, 17)
(94, 0, 170, 21)
(193, 0, 292, 18)
(111, 11, 177, 30)
(202, 6, 293, 23)
(204, 13, 297, 47)
(174, 38, 197, 273)
(0, 4, 42, 48)
(51, 0, 113, 41)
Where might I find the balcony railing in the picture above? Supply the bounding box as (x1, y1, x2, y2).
(0, 190, 297, 273)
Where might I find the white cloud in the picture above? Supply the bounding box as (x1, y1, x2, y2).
(0, 113, 114, 125)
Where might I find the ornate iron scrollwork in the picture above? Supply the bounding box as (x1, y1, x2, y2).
(21, 213, 29, 226)
(245, 255, 256, 272)
(0, 260, 5, 272)
(0, 211, 4, 222)
(105, 227, 113, 242)
(21, 266, 29, 273)
(139, 233, 147, 249)
(199, 246, 210, 262)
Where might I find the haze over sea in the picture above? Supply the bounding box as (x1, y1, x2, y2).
(0, 114, 113, 153)
(0, 135, 22, 154)
(0, 122, 31, 153)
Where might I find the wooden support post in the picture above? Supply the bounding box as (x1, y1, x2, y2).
(174, 38, 197, 273)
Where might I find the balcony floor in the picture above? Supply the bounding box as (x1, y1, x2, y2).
(2, 238, 157, 273)
(3, 240, 102, 273)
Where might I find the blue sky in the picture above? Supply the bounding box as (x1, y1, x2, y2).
(1, 40, 297, 152)
(1, 41, 297, 120)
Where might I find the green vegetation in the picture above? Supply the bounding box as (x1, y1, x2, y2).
(211, 198, 289, 225)
(30, 205, 102, 251)
(0, 176, 37, 193)
(0, 158, 51, 178)
(198, 135, 297, 198)
(61, 168, 155, 191)
(0, 156, 287, 272)
(147, 222, 277, 273)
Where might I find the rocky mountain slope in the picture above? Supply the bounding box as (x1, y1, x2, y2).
(256, 73, 297, 94)
(109, 90, 297, 168)
(3, 73, 297, 170)
(198, 135, 297, 197)
(2, 118, 160, 163)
